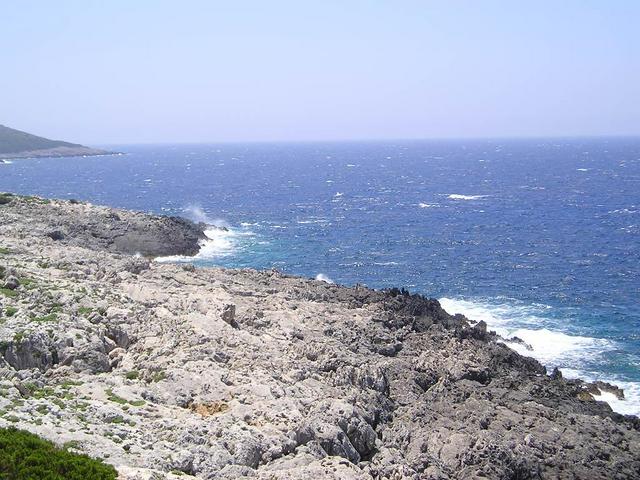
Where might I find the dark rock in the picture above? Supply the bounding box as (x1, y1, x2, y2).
(3, 275, 19, 290)
(46, 230, 65, 241)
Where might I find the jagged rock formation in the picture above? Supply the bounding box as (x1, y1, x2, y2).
(0, 124, 113, 159)
(0, 194, 638, 479)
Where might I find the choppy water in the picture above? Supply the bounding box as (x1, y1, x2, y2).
(1, 138, 639, 414)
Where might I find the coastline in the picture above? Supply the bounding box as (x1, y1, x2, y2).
(0, 146, 118, 160)
(0, 193, 638, 479)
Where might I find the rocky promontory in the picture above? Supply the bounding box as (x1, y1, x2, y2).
(0, 194, 638, 479)
(0, 124, 114, 160)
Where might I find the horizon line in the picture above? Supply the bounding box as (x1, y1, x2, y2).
(93, 133, 640, 148)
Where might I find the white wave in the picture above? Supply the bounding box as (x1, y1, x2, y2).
(315, 273, 334, 284)
(439, 297, 639, 415)
(156, 206, 256, 263)
(155, 227, 247, 263)
(418, 203, 439, 208)
(447, 194, 489, 201)
(438, 297, 610, 365)
(503, 328, 610, 367)
(577, 168, 590, 172)
(591, 381, 640, 416)
(334, 192, 343, 197)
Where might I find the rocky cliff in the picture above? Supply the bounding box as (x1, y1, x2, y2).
(0, 194, 638, 479)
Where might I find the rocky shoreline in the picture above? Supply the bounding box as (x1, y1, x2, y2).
(0, 193, 638, 479)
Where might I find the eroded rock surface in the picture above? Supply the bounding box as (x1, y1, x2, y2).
(0, 193, 205, 256)
(0, 195, 638, 479)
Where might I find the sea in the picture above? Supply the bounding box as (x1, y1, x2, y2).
(1, 138, 639, 415)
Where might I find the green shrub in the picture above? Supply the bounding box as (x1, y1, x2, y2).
(0, 427, 117, 480)
(0, 193, 13, 206)
(4, 307, 18, 317)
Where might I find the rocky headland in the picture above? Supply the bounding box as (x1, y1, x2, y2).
(0, 193, 638, 479)
(0, 124, 114, 160)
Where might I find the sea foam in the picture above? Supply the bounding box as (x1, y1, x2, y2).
(439, 297, 639, 415)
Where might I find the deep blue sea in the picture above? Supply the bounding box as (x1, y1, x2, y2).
(1, 138, 639, 414)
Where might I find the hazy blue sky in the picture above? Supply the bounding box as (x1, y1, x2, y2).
(1, 1, 639, 144)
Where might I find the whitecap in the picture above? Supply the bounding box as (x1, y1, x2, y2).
(447, 194, 489, 201)
(297, 218, 329, 225)
(418, 203, 438, 208)
(334, 192, 343, 197)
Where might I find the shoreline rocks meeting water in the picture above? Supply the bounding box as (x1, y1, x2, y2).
(0, 193, 638, 479)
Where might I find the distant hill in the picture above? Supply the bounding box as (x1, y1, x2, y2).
(0, 125, 112, 159)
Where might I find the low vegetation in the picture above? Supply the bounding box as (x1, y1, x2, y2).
(0, 427, 117, 480)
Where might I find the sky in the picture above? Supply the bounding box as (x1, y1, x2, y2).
(1, 1, 639, 145)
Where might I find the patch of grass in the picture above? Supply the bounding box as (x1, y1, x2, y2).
(150, 371, 166, 383)
(4, 306, 18, 317)
(33, 313, 58, 323)
(125, 370, 139, 380)
(30, 387, 55, 399)
(13, 331, 26, 344)
(105, 388, 145, 407)
(60, 380, 83, 389)
(0, 427, 117, 479)
(0, 247, 11, 255)
(19, 277, 34, 288)
(105, 389, 128, 405)
(21, 195, 50, 205)
(0, 288, 17, 298)
(49, 303, 63, 314)
(77, 306, 94, 316)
